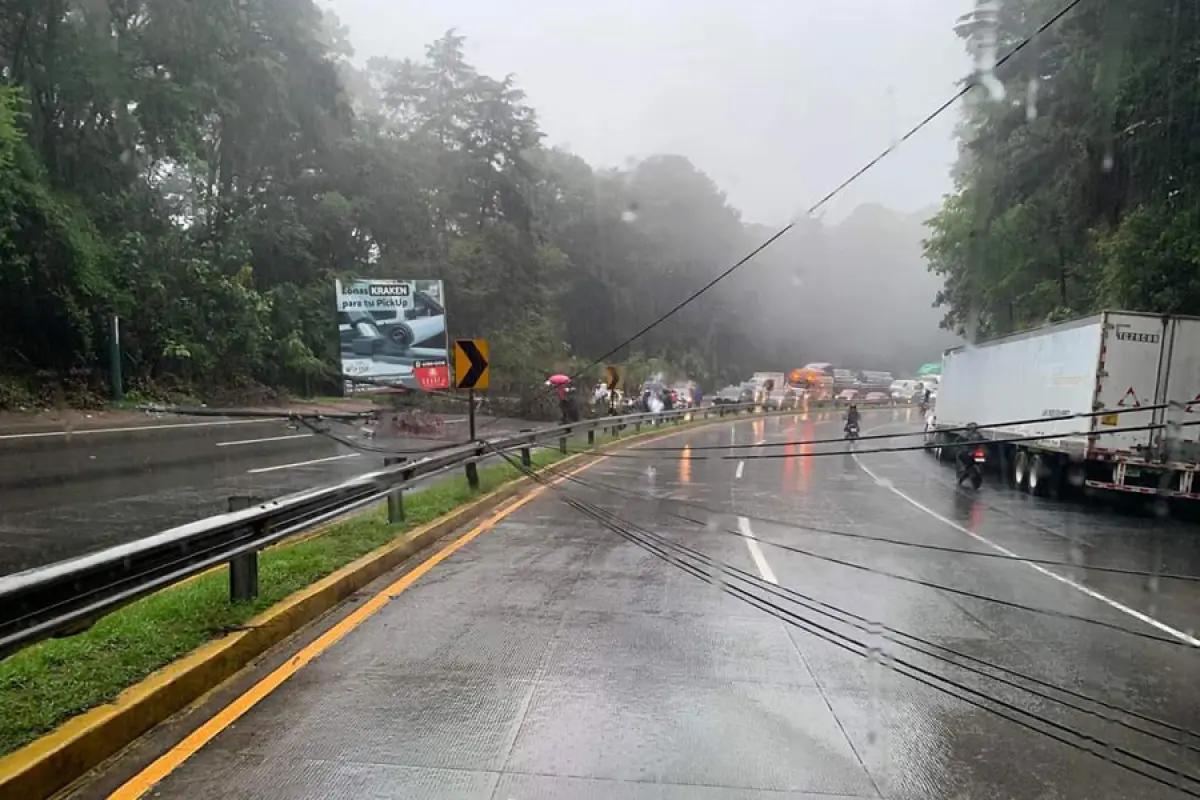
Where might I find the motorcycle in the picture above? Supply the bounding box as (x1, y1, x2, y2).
(956, 445, 986, 490)
(844, 420, 860, 441)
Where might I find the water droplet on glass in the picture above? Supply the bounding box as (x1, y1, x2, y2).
(1025, 79, 1039, 121)
(971, 1, 1006, 102)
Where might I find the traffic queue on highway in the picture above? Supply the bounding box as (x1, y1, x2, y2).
(571, 361, 943, 420)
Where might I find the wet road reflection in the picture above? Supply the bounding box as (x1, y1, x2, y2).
(89, 409, 1200, 800)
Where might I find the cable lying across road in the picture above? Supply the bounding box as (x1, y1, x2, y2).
(521, 454, 1198, 648)
(518, 443, 1200, 743)
(554, 415, 1200, 461)
(491, 445, 1200, 797)
(632, 402, 1176, 451)
(517, 458, 1200, 582)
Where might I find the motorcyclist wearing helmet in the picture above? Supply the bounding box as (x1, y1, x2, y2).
(955, 422, 982, 484)
(845, 403, 860, 433)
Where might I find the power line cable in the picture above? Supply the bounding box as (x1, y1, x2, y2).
(571, 0, 1087, 379)
(553, 418, 1200, 461)
(494, 447, 1200, 795)
(520, 453, 1197, 648)
(524, 459, 1200, 582)
(475, 0, 1088, 435)
(561, 470, 1200, 752)
(631, 402, 1170, 451)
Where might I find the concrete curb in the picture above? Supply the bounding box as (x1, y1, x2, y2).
(0, 410, 767, 799)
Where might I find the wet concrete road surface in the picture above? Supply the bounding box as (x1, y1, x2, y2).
(0, 413, 520, 576)
(98, 409, 1200, 799)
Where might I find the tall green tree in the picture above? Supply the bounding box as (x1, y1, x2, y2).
(926, 0, 1200, 338)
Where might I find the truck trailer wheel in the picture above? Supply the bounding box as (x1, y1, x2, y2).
(1028, 453, 1053, 497)
(1014, 450, 1029, 491)
(936, 434, 952, 463)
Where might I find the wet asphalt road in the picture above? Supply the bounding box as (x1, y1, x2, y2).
(102, 409, 1200, 799)
(0, 413, 519, 576)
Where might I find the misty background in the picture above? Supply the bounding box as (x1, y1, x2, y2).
(323, 0, 970, 377)
(327, 0, 972, 225)
(0, 0, 977, 409)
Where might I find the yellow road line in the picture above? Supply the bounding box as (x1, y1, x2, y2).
(107, 421, 722, 799)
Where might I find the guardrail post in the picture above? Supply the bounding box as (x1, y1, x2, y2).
(588, 428, 596, 445)
(466, 452, 480, 490)
(384, 457, 406, 523)
(227, 496, 260, 603)
(519, 430, 533, 468)
(559, 434, 568, 454)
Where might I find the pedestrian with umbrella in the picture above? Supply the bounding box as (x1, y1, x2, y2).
(546, 374, 578, 423)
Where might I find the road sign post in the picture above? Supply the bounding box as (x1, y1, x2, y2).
(454, 339, 489, 488)
(468, 389, 477, 441)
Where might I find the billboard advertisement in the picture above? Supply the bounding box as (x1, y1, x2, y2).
(335, 278, 449, 391)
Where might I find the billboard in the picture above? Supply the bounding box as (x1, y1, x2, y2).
(335, 278, 449, 391)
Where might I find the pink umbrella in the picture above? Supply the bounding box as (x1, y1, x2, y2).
(547, 374, 571, 386)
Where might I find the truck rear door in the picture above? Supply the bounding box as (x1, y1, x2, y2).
(1093, 312, 1170, 458)
(1158, 317, 1200, 453)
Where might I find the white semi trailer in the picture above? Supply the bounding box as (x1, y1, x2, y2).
(930, 311, 1200, 499)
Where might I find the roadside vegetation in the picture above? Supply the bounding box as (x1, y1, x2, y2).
(0, 2, 951, 412)
(925, 0, 1200, 338)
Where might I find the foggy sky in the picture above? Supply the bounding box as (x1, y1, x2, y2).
(324, 0, 974, 224)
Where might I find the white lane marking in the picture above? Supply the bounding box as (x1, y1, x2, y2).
(247, 452, 361, 474)
(0, 418, 267, 441)
(217, 433, 313, 448)
(735, 460, 745, 479)
(739, 516, 778, 584)
(852, 433, 1200, 647)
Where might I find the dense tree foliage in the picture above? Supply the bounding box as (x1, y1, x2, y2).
(0, 1, 944, 408)
(926, 0, 1200, 340)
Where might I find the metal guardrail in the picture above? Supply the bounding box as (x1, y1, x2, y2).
(0, 403, 762, 660)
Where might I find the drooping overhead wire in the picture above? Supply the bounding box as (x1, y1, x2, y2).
(474, 0, 1090, 435)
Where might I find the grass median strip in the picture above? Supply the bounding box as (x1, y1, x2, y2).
(0, 447, 575, 758)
